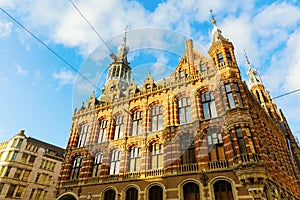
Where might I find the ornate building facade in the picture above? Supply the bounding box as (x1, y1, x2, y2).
(0, 130, 64, 199)
(56, 18, 300, 200)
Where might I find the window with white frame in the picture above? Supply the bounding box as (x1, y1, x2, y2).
(128, 147, 141, 172)
(150, 143, 163, 169)
(114, 116, 124, 140)
(151, 105, 162, 132)
(77, 124, 89, 147)
(178, 97, 192, 124)
(201, 91, 217, 119)
(92, 153, 103, 177)
(98, 120, 107, 143)
(110, 149, 120, 174)
(131, 111, 142, 136)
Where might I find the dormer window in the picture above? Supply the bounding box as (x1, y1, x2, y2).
(146, 84, 151, 92)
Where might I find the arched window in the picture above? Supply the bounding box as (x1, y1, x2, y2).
(70, 156, 82, 179)
(77, 124, 89, 147)
(98, 120, 107, 143)
(180, 134, 196, 164)
(150, 143, 163, 169)
(114, 116, 124, 140)
(183, 182, 200, 200)
(149, 185, 163, 200)
(110, 149, 120, 174)
(91, 153, 103, 177)
(125, 187, 138, 200)
(213, 180, 234, 200)
(131, 111, 142, 136)
(207, 129, 224, 161)
(104, 189, 116, 200)
(151, 105, 162, 132)
(178, 97, 192, 124)
(201, 91, 217, 119)
(129, 147, 141, 172)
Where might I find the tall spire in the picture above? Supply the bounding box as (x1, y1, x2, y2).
(210, 10, 228, 44)
(245, 50, 262, 87)
(117, 26, 129, 62)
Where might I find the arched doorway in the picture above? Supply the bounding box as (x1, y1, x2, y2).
(149, 185, 163, 200)
(57, 194, 77, 200)
(125, 187, 138, 200)
(104, 189, 116, 200)
(213, 180, 234, 200)
(183, 182, 200, 200)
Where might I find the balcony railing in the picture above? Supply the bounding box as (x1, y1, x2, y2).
(180, 163, 198, 173)
(146, 168, 164, 177)
(123, 171, 140, 179)
(208, 160, 228, 170)
(240, 153, 261, 163)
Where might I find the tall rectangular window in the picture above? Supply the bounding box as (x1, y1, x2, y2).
(217, 53, 224, 63)
(22, 170, 30, 181)
(236, 128, 247, 154)
(225, 83, 243, 108)
(15, 186, 25, 198)
(207, 131, 225, 161)
(114, 116, 124, 139)
(6, 151, 18, 161)
(92, 153, 103, 177)
(28, 155, 36, 166)
(4, 166, 12, 177)
(226, 51, 232, 63)
(110, 150, 120, 174)
(131, 111, 143, 136)
(70, 156, 82, 179)
(6, 184, 16, 197)
(98, 120, 107, 143)
(14, 168, 22, 179)
(129, 147, 141, 172)
(77, 124, 89, 147)
(21, 153, 28, 163)
(180, 134, 196, 164)
(150, 143, 163, 169)
(201, 91, 217, 119)
(151, 105, 162, 132)
(178, 97, 192, 124)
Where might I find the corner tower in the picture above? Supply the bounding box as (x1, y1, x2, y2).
(208, 14, 240, 80)
(245, 52, 282, 121)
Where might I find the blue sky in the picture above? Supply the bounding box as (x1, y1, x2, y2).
(0, 0, 300, 148)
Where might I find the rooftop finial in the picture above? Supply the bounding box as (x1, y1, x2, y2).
(210, 10, 217, 25)
(244, 49, 251, 65)
(123, 25, 128, 45)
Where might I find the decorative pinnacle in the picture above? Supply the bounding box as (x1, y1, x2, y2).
(210, 10, 216, 25)
(244, 49, 251, 65)
(123, 25, 128, 45)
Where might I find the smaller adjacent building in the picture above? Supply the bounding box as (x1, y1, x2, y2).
(0, 130, 64, 200)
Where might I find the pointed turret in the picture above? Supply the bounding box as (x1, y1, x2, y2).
(244, 50, 281, 121)
(207, 11, 240, 80)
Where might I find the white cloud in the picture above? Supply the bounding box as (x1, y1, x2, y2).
(16, 64, 27, 75)
(0, 21, 12, 37)
(53, 68, 76, 85)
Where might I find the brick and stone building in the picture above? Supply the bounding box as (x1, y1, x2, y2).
(0, 130, 64, 199)
(56, 17, 300, 200)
